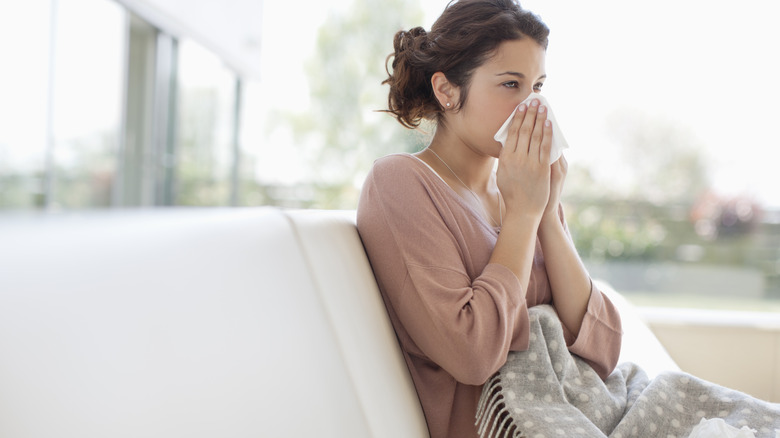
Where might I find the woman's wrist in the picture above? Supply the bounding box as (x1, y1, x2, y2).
(502, 207, 543, 230)
(490, 210, 541, 286)
(538, 210, 565, 240)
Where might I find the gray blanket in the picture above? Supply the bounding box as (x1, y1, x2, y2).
(475, 305, 780, 438)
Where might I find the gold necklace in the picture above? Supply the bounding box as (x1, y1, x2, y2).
(428, 148, 503, 228)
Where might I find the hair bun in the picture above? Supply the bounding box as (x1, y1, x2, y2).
(383, 26, 437, 129)
(394, 26, 429, 58)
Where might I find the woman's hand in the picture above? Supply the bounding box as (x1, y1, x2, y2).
(490, 98, 553, 287)
(496, 99, 554, 221)
(542, 153, 568, 223)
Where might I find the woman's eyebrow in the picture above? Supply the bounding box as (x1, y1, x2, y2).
(496, 71, 526, 78)
(495, 72, 547, 81)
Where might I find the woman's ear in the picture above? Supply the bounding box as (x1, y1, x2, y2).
(431, 72, 459, 110)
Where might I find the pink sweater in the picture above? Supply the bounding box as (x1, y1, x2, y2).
(356, 154, 622, 438)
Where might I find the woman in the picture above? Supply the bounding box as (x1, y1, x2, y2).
(356, 1, 622, 437)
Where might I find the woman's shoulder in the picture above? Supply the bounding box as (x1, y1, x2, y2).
(371, 152, 420, 172)
(367, 152, 431, 185)
(360, 152, 444, 215)
(359, 154, 430, 227)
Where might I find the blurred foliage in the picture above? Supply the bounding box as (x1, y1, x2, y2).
(0, 173, 45, 209)
(560, 108, 779, 298)
(566, 201, 668, 261)
(563, 109, 712, 260)
(0, 132, 117, 210)
(275, 0, 428, 209)
(53, 132, 117, 209)
(564, 196, 780, 298)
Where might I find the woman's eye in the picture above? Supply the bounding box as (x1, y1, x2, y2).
(502, 81, 519, 89)
(533, 83, 544, 92)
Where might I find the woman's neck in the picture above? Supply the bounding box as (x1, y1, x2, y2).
(424, 130, 496, 193)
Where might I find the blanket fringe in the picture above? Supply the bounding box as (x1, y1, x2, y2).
(475, 373, 523, 438)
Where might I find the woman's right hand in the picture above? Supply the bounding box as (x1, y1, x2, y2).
(496, 98, 554, 221)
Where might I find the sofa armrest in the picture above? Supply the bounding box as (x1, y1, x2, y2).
(597, 280, 680, 378)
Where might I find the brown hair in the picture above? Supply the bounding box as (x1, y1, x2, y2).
(383, 0, 549, 129)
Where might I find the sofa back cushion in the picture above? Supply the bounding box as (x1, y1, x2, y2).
(0, 208, 427, 437)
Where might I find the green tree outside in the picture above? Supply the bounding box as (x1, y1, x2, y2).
(277, 0, 428, 209)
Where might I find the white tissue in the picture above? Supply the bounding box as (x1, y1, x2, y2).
(687, 418, 757, 438)
(493, 92, 569, 165)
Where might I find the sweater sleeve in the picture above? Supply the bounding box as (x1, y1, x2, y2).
(357, 156, 530, 386)
(561, 280, 623, 380)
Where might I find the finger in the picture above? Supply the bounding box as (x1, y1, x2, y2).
(558, 153, 568, 172)
(504, 104, 527, 153)
(529, 103, 550, 162)
(539, 117, 553, 165)
(519, 99, 540, 154)
(550, 152, 566, 182)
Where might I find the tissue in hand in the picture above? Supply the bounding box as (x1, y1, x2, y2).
(493, 92, 569, 165)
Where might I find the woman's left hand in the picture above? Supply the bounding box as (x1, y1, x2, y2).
(543, 154, 568, 221)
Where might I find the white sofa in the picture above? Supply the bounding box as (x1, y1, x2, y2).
(0, 207, 678, 438)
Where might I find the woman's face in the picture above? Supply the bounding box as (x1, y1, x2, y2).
(449, 38, 547, 157)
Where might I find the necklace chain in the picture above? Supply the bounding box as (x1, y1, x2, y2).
(428, 148, 503, 228)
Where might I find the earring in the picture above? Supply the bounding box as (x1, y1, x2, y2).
(446, 102, 452, 108)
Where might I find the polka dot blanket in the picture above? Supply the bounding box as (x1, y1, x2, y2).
(475, 305, 780, 438)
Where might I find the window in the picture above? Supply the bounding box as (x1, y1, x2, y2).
(0, 2, 53, 209)
(49, 0, 125, 209)
(0, 0, 247, 209)
(174, 40, 238, 206)
(0, 0, 126, 210)
(1, 0, 777, 312)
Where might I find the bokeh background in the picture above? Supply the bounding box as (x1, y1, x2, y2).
(1, 0, 779, 310)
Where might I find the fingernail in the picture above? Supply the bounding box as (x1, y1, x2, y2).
(530, 99, 539, 107)
(518, 104, 527, 112)
(545, 120, 552, 127)
(538, 105, 546, 114)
